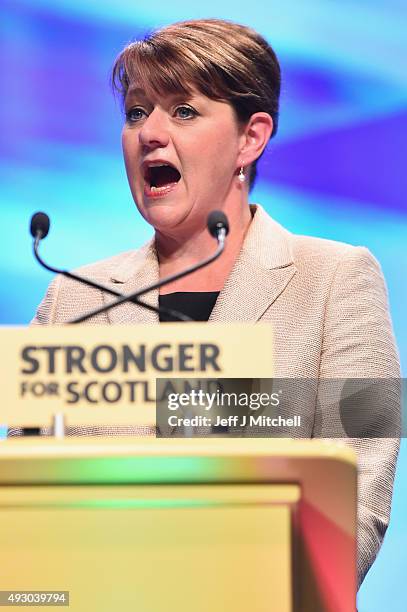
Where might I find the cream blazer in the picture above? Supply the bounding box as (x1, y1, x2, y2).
(25, 204, 400, 586)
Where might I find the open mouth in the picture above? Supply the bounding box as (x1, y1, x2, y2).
(143, 163, 181, 196)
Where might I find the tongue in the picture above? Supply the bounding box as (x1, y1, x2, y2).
(153, 166, 180, 188)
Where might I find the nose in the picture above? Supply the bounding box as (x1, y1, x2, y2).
(138, 108, 170, 150)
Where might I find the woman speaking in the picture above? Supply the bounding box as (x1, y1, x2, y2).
(19, 19, 400, 586)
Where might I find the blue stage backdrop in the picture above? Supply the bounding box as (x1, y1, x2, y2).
(1, 2, 406, 609)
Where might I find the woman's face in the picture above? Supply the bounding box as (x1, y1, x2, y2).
(122, 85, 246, 237)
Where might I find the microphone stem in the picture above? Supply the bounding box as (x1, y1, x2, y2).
(33, 233, 191, 322)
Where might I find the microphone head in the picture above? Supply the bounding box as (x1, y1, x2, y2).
(30, 212, 50, 239)
(207, 210, 229, 238)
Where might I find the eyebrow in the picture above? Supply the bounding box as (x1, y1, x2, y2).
(125, 87, 198, 105)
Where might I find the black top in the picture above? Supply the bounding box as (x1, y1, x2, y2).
(159, 292, 220, 322)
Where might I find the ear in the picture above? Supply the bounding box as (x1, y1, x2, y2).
(238, 113, 273, 166)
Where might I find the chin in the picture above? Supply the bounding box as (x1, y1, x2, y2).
(140, 204, 190, 234)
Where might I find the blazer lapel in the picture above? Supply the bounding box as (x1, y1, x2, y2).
(106, 240, 160, 324)
(210, 205, 296, 323)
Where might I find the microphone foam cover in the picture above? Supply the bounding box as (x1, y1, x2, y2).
(207, 210, 229, 237)
(30, 212, 50, 239)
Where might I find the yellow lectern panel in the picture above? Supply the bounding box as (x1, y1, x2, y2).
(1, 484, 298, 612)
(0, 438, 356, 612)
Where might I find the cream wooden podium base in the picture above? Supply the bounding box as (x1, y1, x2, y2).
(0, 438, 356, 612)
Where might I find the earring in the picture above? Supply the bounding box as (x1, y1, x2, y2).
(238, 166, 245, 183)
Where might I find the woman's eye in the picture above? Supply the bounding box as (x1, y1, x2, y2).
(175, 106, 197, 119)
(125, 107, 147, 123)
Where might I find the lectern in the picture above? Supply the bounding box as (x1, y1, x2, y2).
(0, 325, 356, 611)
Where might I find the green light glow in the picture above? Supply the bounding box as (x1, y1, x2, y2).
(46, 456, 233, 484)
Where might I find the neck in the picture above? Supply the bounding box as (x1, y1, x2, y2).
(156, 200, 253, 293)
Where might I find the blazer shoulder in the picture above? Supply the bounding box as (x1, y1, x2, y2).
(289, 233, 379, 273)
(291, 232, 365, 258)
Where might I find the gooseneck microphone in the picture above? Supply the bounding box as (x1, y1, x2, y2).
(69, 210, 230, 324)
(30, 212, 191, 322)
(30, 212, 50, 240)
(207, 210, 229, 243)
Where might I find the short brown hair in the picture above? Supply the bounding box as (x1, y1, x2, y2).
(111, 19, 281, 189)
